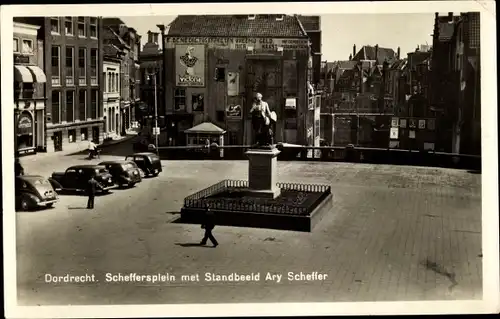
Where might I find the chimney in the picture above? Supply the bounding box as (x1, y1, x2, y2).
(349, 54, 352, 61)
(147, 30, 153, 43)
(353, 44, 356, 58)
(375, 44, 379, 63)
(397, 47, 400, 59)
(448, 12, 453, 21)
(153, 32, 159, 44)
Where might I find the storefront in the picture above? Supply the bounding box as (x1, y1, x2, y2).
(164, 15, 315, 146)
(14, 64, 47, 154)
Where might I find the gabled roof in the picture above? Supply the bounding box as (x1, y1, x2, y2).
(185, 122, 226, 134)
(103, 43, 124, 59)
(297, 15, 320, 31)
(352, 45, 397, 65)
(168, 15, 308, 38)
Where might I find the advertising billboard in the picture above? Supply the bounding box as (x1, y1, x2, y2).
(176, 44, 205, 87)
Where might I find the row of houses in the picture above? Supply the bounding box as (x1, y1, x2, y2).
(318, 11, 480, 155)
(13, 16, 142, 155)
(137, 14, 323, 149)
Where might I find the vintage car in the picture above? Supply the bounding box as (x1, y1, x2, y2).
(16, 175, 58, 211)
(125, 152, 162, 177)
(98, 160, 142, 188)
(49, 165, 115, 193)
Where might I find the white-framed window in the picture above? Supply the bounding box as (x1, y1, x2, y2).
(77, 17, 86, 37)
(91, 88, 98, 119)
(90, 17, 98, 38)
(78, 47, 86, 85)
(22, 39, 33, 54)
(66, 46, 74, 85)
(51, 90, 61, 124)
(66, 90, 75, 123)
(13, 38, 19, 52)
(103, 71, 107, 92)
(51, 46, 61, 86)
(51, 17, 60, 34)
(65, 17, 73, 35)
(90, 48, 98, 85)
(79, 89, 87, 121)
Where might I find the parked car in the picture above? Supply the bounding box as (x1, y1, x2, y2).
(125, 152, 162, 177)
(16, 175, 58, 211)
(49, 165, 115, 193)
(98, 160, 142, 188)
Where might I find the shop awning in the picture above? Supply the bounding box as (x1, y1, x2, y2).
(26, 65, 47, 83)
(14, 65, 34, 83)
(184, 122, 226, 135)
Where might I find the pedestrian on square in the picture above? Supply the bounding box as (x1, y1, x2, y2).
(86, 176, 103, 209)
(200, 206, 218, 247)
(15, 157, 25, 176)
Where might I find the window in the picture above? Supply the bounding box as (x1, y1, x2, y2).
(90, 17, 98, 38)
(115, 73, 119, 92)
(13, 38, 19, 52)
(65, 17, 73, 35)
(51, 91, 61, 124)
(21, 83, 34, 99)
(51, 18, 60, 34)
(66, 91, 74, 122)
(22, 39, 33, 54)
(68, 129, 76, 143)
(91, 89, 98, 119)
(77, 17, 86, 37)
(78, 48, 86, 84)
(107, 72, 111, 92)
(192, 94, 204, 112)
(80, 127, 88, 140)
(103, 72, 107, 92)
(90, 48, 98, 84)
(174, 88, 186, 111)
(51, 46, 61, 86)
(66, 47, 74, 85)
(78, 90, 86, 121)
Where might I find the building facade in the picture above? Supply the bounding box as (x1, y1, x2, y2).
(13, 19, 48, 154)
(139, 31, 165, 141)
(43, 16, 104, 152)
(103, 57, 121, 138)
(103, 18, 142, 134)
(164, 14, 320, 147)
(430, 12, 481, 155)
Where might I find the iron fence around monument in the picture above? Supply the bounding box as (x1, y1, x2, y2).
(183, 179, 331, 216)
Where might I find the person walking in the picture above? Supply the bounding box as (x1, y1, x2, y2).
(88, 140, 98, 159)
(15, 157, 24, 176)
(200, 207, 218, 247)
(86, 176, 102, 209)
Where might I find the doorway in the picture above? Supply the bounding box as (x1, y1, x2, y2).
(92, 126, 100, 144)
(53, 131, 63, 152)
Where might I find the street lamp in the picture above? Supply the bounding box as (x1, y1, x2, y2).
(146, 71, 159, 155)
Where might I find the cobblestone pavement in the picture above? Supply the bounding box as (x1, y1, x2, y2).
(15, 153, 482, 305)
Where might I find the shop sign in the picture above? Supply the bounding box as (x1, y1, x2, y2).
(227, 72, 240, 96)
(17, 112, 33, 136)
(391, 117, 399, 127)
(418, 119, 426, 129)
(226, 104, 242, 119)
(176, 45, 205, 87)
(409, 119, 417, 129)
(390, 127, 399, 139)
(166, 37, 309, 51)
(285, 98, 296, 110)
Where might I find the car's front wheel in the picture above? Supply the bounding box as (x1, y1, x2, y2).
(20, 197, 31, 211)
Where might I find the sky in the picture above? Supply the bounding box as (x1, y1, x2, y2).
(120, 13, 435, 62)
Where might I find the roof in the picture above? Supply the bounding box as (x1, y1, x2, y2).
(297, 15, 320, 31)
(69, 165, 105, 169)
(352, 45, 397, 65)
(98, 160, 134, 164)
(102, 18, 126, 27)
(168, 15, 308, 38)
(185, 122, 226, 134)
(103, 43, 124, 58)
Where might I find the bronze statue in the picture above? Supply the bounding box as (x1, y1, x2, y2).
(250, 93, 277, 148)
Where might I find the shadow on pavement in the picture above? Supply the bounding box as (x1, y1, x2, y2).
(67, 206, 89, 210)
(175, 243, 212, 248)
(467, 170, 481, 175)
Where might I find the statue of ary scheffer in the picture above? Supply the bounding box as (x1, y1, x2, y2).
(249, 93, 277, 148)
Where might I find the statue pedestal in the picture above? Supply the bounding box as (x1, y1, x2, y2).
(244, 147, 281, 199)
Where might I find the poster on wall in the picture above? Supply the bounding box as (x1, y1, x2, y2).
(226, 104, 242, 119)
(227, 72, 240, 96)
(192, 94, 204, 112)
(176, 44, 205, 87)
(390, 127, 399, 139)
(17, 112, 33, 135)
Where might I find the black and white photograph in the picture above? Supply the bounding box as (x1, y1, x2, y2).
(2, 1, 498, 318)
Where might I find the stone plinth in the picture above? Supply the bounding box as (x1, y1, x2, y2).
(245, 147, 281, 199)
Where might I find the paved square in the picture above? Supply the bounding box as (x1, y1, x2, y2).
(16, 155, 482, 305)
